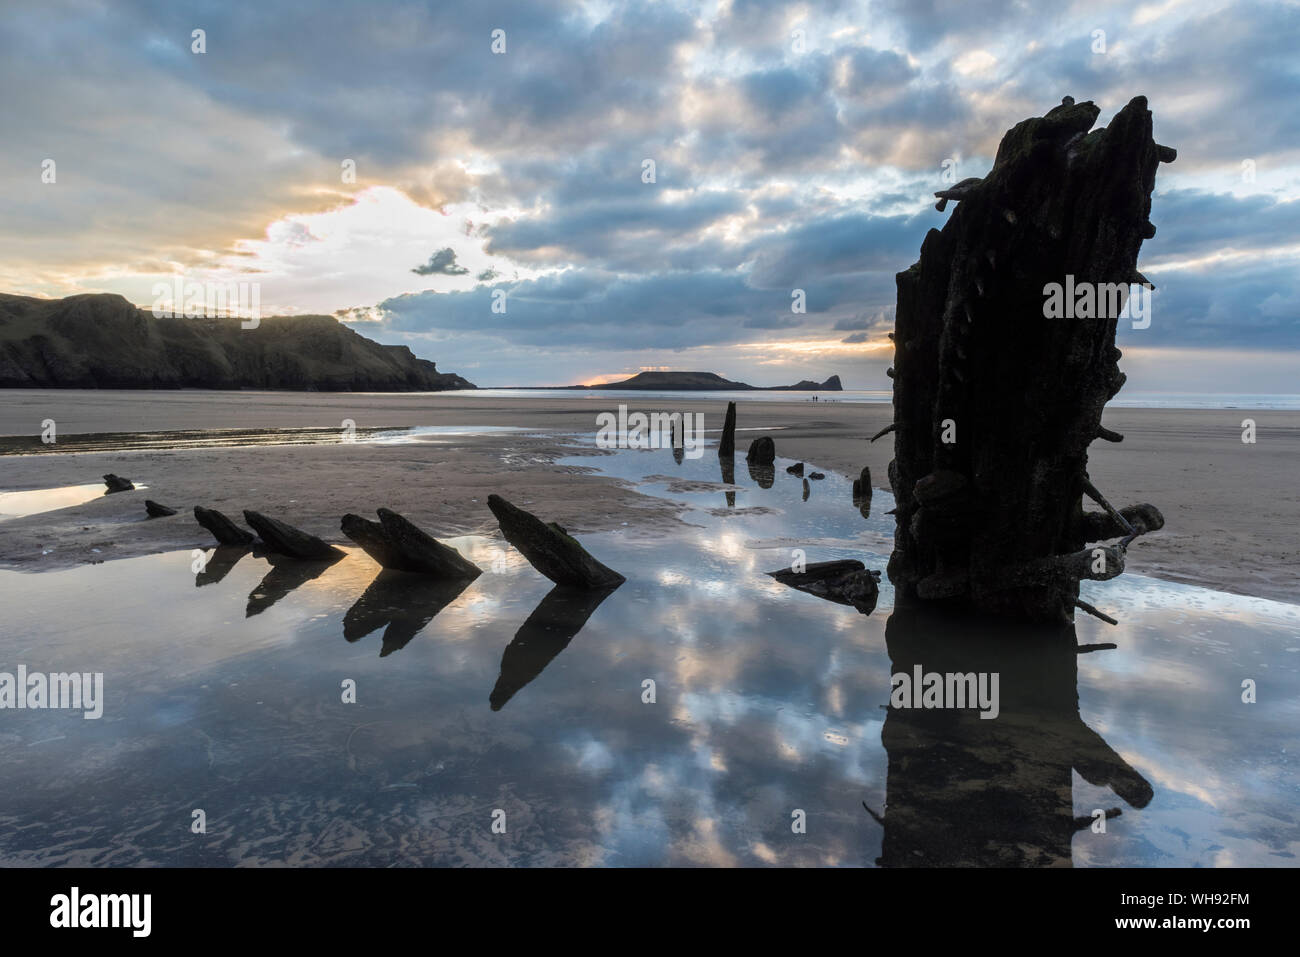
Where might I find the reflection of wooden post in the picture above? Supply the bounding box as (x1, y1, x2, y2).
(873, 606, 1152, 867)
(246, 555, 335, 618)
(195, 545, 247, 587)
(852, 467, 872, 521)
(748, 461, 775, 489)
(490, 584, 619, 710)
(343, 571, 473, 656)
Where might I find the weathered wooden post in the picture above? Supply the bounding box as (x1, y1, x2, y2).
(886, 97, 1174, 623)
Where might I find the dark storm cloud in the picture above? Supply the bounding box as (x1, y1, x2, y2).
(844, 48, 918, 91)
(487, 191, 747, 261)
(877, 0, 1042, 52)
(742, 65, 830, 120)
(411, 248, 469, 276)
(833, 306, 896, 340)
(713, 0, 849, 50)
(75, 0, 697, 168)
(1144, 190, 1300, 260)
(993, 1, 1300, 170)
(743, 211, 929, 287)
(369, 264, 883, 351)
(4, 0, 1298, 381)
(744, 314, 805, 329)
(1123, 259, 1300, 349)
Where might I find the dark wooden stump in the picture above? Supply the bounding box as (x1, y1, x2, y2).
(718, 401, 737, 458)
(194, 506, 254, 547)
(487, 494, 625, 588)
(341, 509, 481, 579)
(244, 510, 344, 561)
(768, 559, 881, 615)
(103, 473, 134, 492)
(886, 96, 1173, 623)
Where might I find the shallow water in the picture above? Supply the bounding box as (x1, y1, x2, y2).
(446, 387, 1300, 411)
(0, 426, 405, 456)
(0, 442, 1296, 866)
(372, 425, 536, 444)
(0, 482, 149, 521)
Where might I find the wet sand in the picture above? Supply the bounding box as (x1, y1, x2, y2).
(0, 389, 1295, 604)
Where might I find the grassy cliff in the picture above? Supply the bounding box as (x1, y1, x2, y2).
(0, 293, 474, 391)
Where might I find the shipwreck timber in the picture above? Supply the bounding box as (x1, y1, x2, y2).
(886, 96, 1172, 623)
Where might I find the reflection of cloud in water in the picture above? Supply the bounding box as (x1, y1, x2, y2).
(0, 442, 1296, 865)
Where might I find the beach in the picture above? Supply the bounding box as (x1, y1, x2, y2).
(3, 387, 1299, 869)
(0, 389, 1296, 604)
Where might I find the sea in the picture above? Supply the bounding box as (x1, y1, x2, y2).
(442, 389, 1300, 410)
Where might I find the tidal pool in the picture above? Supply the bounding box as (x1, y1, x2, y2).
(0, 442, 1295, 866)
(0, 482, 149, 521)
(0, 426, 405, 456)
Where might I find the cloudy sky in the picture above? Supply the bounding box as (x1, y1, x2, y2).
(3, 0, 1297, 389)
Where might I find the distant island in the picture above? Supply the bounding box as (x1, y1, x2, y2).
(0, 293, 474, 391)
(509, 371, 843, 391)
